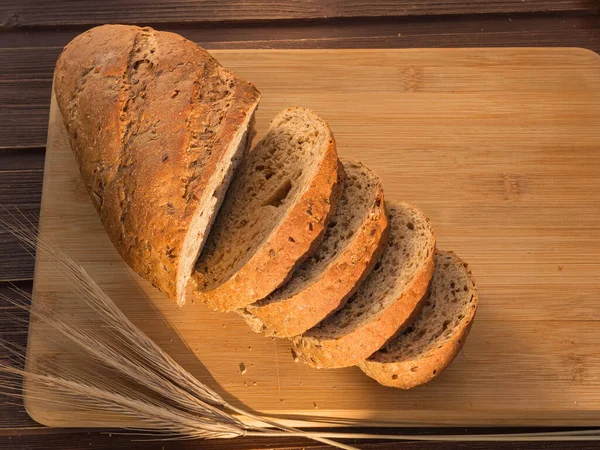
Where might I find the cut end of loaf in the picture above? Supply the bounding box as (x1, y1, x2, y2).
(176, 101, 259, 305)
(360, 250, 478, 389)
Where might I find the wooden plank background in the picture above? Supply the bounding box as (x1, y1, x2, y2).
(1, 1, 597, 25)
(1, 1, 599, 449)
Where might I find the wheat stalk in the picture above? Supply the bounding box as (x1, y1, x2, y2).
(0, 209, 599, 448)
(0, 209, 357, 449)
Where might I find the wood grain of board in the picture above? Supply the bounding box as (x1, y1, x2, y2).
(25, 48, 600, 429)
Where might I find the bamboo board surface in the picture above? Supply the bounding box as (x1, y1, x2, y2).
(26, 48, 600, 427)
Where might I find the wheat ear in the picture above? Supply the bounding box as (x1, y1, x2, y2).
(0, 209, 356, 449)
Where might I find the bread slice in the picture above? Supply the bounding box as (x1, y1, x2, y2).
(192, 108, 342, 312)
(54, 25, 260, 305)
(359, 250, 478, 389)
(243, 158, 388, 337)
(291, 201, 435, 368)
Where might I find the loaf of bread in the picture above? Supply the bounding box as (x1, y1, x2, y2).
(57, 25, 478, 390)
(360, 250, 478, 389)
(192, 108, 342, 311)
(54, 25, 260, 305)
(292, 202, 435, 369)
(243, 158, 388, 337)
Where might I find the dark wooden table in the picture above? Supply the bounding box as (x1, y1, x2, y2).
(1, 1, 600, 449)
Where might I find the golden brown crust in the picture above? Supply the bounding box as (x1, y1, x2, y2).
(54, 25, 260, 304)
(359, 251, 478, 389)
(246, 174, 389, 338)
(291, 251, 435, 368)
(191, 123, 342, 312)
(359, 321, 474, 389)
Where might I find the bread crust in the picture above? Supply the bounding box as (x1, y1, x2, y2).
(359, 251, 478, 389)
(54, 25, 260, 304)
(246, 161, 389, 337)
(359, 321, 473, 389)
(291, 203, 436, 369)
(192, 108, 342, 311)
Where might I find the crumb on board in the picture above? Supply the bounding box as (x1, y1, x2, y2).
(252, 381, 257, 386)
(248, 346, 252, 351)
(239, 362, 246, 375)
(291, 348, 299, 362)
(558, 265, 563, 271)
(570, 339, 574, 344)
(313, 401, 318, 409)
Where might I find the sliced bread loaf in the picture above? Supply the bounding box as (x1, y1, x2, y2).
(291, 202, 435, 368)
(191, 108, 342, 311)
(242, 158, 388, 337)
(359, 250, 478, 389)
(54, 25, 260, 305)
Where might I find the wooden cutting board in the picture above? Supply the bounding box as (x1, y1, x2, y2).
(26, 48, 600, 428)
